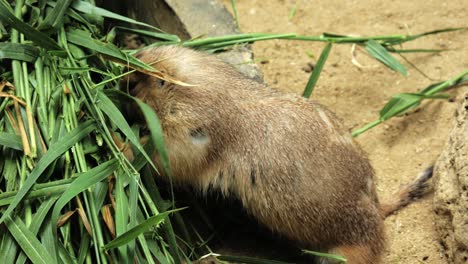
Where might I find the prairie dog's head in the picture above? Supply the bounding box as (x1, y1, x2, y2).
(121, 47, 199, 126)
(121, 46, 244, 126)
(121, 46, 243, 177)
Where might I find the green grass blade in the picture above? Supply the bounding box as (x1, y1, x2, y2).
(420, 70, 468, 95)
(302, 42, 332, 98)
(217, 255, 294, 264)
(378, 70, 468, 121)
(91, 180, 108, 210)
(57, 241, 78, 264)
(5, 216, 56, 264)
(133, 99, 171, 178)
(40, 221, 58, 263)
(103, 208, 183, 250)
(0, 178, 74, 205)
(379, 93, 422, 120)
(402, 27, 467, 43)
(230, 0, 240, 31)
(140, 167, 181, 264)
(58, 66, 93, 75)
(136, 236, 156, 264)
(71, 0, 164, 32)
(365, 39, 407, 77)
(49, 160, 117, 263)
(145, 240, 170, 264)
(50, 160, 118, 226)
(131, 139, 155, 171)
(291, 33, 403, 43)
(0, 231, 19, 264)
(129, 97, 183, 263)
(77, 231, 91, 264)
(116, 26, 180, 42)
(114, 170, 130, 261)
(388, 48, 448, 53)
(96, 91, 157, 172)
(289, 3, 298, 20)
(0, 132, 23, 150)
(1, 156, 18, 192)
(0, 194, 21, 263)
(0, 43, 40, 62)
(66, 29, 154, 71)
(15, 197, 58, 264)
(182, 33, 270, 47)
(197, 33, 297, 50)
(0, 184, 68, 206)
(182, 28, 462, 51)
(106, 90, 171, 178)
(0, 0, 61, 50)
(352, 70, 468, 137)
(302, 250, 346, 263)
(0, 120, 96, 224)
(126, 175, 138, 259)
(321, 32, 349, 38)
(351, 120, 382, 137)
(38, 0, 74, 30)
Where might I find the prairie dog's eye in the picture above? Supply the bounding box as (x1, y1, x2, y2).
(157, 79, 165, 88)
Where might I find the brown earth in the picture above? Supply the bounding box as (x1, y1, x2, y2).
(219, 1, 468, 263)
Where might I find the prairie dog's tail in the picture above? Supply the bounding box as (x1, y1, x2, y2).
(380, 166, 433, 218)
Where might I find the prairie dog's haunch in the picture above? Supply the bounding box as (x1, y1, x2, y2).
(122, 46, 432, 264)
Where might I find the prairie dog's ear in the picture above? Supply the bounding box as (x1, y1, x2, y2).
(120, 49, 149, 92)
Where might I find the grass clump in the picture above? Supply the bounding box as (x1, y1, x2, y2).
(0, 1, 185, 263)
(0, 1, 466, 263)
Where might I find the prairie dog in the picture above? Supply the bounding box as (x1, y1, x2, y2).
(122, 46, 432, 264)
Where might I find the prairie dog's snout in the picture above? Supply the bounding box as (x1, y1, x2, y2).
(123, 46, 431, 264)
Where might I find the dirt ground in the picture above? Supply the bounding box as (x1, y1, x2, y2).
(220, 0, 467, 263)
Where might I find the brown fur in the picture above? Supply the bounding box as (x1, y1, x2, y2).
(122, 46, 431, 264)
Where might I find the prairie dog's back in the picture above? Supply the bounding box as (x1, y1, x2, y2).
(126, 46, 384, 263)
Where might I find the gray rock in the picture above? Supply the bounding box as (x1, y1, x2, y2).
(124, 0, 263, 82)
(434, 95, 468, 263)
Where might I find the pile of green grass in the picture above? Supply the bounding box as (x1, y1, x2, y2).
(0, 1, 466, 263)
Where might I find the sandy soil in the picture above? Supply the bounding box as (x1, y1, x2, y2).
(220, 0, 468, 263)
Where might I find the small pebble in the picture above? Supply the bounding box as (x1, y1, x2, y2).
(302, 62, 315, 73)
